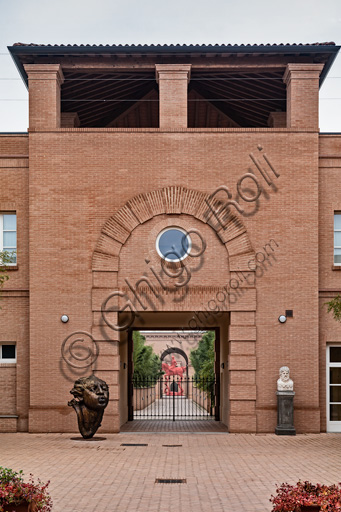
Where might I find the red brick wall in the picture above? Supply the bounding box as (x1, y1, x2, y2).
(0, 134, 29, 432)
(318, 134, 341, 431)
(0, 365, 16, 414)
(2, 58, 340, 433)
(23, 127, 319, 433)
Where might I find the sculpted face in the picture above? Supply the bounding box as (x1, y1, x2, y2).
(280, 368, 290, 382)
(82, 379, 109, 410)
(69, 375, 109, 438)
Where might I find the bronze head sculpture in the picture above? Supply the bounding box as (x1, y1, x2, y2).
(68, 374, 109, 438)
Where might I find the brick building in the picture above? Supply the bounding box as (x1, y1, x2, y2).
(1, 42, 341, 434)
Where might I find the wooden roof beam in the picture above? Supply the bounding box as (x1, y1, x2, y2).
(194, 81, 275, 116)
(25, 55, 311, 73)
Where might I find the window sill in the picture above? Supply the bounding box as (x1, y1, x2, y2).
(0, 265, 18, 271)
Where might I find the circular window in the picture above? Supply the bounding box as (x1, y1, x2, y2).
(156, 227, 192, 262)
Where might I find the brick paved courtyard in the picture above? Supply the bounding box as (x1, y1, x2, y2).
(121, 420, 229, 432)
(1, 432, 341, 511)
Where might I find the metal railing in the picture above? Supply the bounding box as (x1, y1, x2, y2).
(131, 376, 216, 421)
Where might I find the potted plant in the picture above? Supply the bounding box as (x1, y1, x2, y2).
(270, 481, 341, 511)
(0, 467, 52, 512)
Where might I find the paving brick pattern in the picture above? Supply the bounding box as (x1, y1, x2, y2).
(121, 420, 229, 432)
(1, 433, 341, 511)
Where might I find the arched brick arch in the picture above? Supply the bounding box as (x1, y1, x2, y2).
(92, 186, 254, 270)
(91, 186, 258, 434)
(160, 347, 189, 367)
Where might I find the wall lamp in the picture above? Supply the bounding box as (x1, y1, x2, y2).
(278, 310, 293, 324)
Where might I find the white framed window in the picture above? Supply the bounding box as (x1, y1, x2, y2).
(334, 213, 341, 265)
(327, 345, 341, 432)
(0, 344, 16, 363)
(0, 213, 17, 265)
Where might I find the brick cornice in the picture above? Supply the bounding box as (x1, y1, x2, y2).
(155, 64, 191, 83)
(283, 63, 324, 84)
(23, 63, 65, 85)
(27, 127, 319, 133)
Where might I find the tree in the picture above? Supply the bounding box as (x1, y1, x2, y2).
(325, 294, 341, 322)
(0, 251, 15, 308)
(133, 331, 163, 387)
(190, 331, 215, 386)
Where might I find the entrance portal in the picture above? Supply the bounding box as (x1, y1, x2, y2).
(128, 329, 220, 423)
(93, 186, 256, 433)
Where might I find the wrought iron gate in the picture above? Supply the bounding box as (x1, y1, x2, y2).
(129, 375, 217, 421)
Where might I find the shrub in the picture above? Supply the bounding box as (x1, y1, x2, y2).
(270, 481, 341, 511)
(0, 466, 52, 512)
(132, 331, 163, 387)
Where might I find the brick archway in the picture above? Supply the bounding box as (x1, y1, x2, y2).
(92, 186, 254, 271)
(160, 347, 189, 367)
(91, 186, 257, 434)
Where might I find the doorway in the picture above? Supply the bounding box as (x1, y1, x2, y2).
(327, 344, 341, 432)
(127, 328, 221, 424)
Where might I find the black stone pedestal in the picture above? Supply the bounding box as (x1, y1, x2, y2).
(275, 391, 296, 436)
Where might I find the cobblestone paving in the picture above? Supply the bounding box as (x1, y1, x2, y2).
(1, 433, 341, 512)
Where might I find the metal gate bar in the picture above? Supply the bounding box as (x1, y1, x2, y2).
(131, 376, 216, 420)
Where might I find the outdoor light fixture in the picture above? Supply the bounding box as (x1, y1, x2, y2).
(278, 315, 287, 324)
(61, 315, 69, 323)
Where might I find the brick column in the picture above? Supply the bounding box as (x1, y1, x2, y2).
(155, 64, 191, 129)
(283, 63, 324, 130)
(91, 271, 121, 433)
(267, 112, 286, 128)
(24, 64, 64, 130)
(61, 112, 80, 128)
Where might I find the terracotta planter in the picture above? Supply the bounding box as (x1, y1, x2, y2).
(2, 500, 37, 512)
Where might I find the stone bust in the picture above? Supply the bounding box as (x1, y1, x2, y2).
(68, 374, 109, 439)
(277, 366, 294, 391)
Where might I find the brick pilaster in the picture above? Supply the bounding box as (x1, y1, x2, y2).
(61, 112, 80, 128)
(228, 312, 257, 433)
(283, 63, 324, 130)
(155, 64, 191, 129)
(268, 111, 286, 128)
(24, 64, 64, 130)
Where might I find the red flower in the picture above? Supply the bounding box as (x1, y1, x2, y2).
(0, 466, 52, 512)
(270, 481, 341, 512)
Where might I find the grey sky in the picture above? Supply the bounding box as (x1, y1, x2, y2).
(0, 0, 340, 131)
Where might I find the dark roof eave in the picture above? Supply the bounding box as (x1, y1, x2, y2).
(8, 43, 340, 88)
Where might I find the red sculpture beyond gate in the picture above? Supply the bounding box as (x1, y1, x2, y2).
(162, 355, 187, 396)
